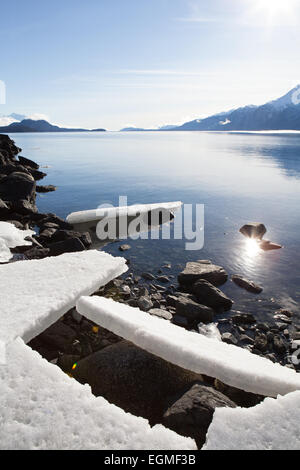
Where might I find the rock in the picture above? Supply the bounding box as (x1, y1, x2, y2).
(36, 185, 57, 193)
(9, 199, 37, 215)
(176, 296, 214, 324)
(163, 382, 236, 449)
(49, 229, 92, 249)
(239, 334, 254, 345)
(118, 244, 130, 252)
(166, 295, 179, 308)
(231, 313, 256, 325)
(254, 333, 268, 352)
(273, 335, 287, 355)
(48, 237, 86, 257)
(192, 280, 233, 312)
(172, 315, 190, 328)
(57, 354, 80, 373)
(29, 169, 47, 181)
(259, 240, 282, 251)
(0, 198, 9, 216)
(141, 272, 156, 281)
(149, 309, 173, 321)
(273, 314, 292, 324)
(275, 308, 293, 318)
(137, 296, 153, 312)
(214, 380, 264, 408)
(24, 247, 50, 259)
(119, 285, 131, 298)
(0, 171, 36, 203)
(73, 340, 202, 424)
(239, 223, 267, 240)
(18, 156, 39, 169)
(222, 333, 238, 345)
(178, 260, 228, 287)
(36, 213, 73, 230)
(37, 321, 77, 352)
(156, 275, 170, 284)
(232, 275, 263, 294)
(256, 323, 270, 333)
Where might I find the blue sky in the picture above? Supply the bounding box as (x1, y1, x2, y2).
(1, 0, 300, 130)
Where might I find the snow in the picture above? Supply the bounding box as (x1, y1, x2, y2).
(0, 338, 196, 450)
(0, 222, 34, 263)
(204, 391, 300, 450)
(76, 296, 300, 398)
(66, 201, 183, 224)
(198, 322, 221, 341)
(0, 251, 128, 345)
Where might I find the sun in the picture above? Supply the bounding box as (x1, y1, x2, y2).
(253, 0, 297, 23)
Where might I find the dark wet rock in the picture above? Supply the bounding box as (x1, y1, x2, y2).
(172, 315, 190, 328)
(57, 354, 81, 374)
(49, 229, 92, 249)
(149, 309, 173, 321)
(239, 334, 254, 345)
(273, 335, 287, 355)
(275, 308, 293, 318)
(222, 333, 238, 345)
(254, 333, 268, 352)
(73, 340, 202, 425)
(119, 244, 131, 252)
(137, 296, 153, 312)
(36, 185, 57, 193)
(163, 382, 236, 449)
(178, 260, 228, 287)
(273, 313, 292, 324)
(0, 171, 36, 203)
(29, 169, 47, 181)
(166, 295, 179, 308)
(141, 272, 156, 281)
(119, 285, 131, 299)
(157, 275, 170, 284)
(192, 279, 233, 312)
(0, 198, 9, 216)
(10, 199, 38, 215)
(39, 227, 58, 240)
(176, 296, 214, 324)
(24, 247, 50, 259)
(256, 323, 270, 333)
(37, 321, 77, 352)
(292, 332, 300, 341)
(214, 380, 264, 408)
(239, 223, 267, 240)
(48, 237, 86, 257)
(36, 213, 73, 230)
(232, 275, 263, 294)
(231, 313, 256, 325)
(18, 156, 39, 169)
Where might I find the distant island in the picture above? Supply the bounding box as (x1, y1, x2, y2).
(121, 84, 300, 132)
(0, 118, 106, 133)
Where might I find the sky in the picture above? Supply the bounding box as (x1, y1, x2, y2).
(0, 0, 300, 130)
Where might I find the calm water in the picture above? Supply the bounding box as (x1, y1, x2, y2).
(10, 131, 300, 323)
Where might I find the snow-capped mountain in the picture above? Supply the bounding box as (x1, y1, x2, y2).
(171, 85, 300, 131)
(0, 113, 26, 127)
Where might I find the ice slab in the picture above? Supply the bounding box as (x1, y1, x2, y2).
(66, 201, 183, 224)
(0, 221, 34, 263)
(0, 338, 196, 450)
(77, 296, 300, 398)
(204, 391, 300, 450)
(0, 251, 127, 344)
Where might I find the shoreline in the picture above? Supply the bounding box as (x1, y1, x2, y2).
(1, 133, 300, 448)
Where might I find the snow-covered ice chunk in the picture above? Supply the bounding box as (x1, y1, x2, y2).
(0, 251, 127, 345)
(0, 338, 196, 450)
(0, 222, 35, 263)
(204, 391, 300, 450)
(0, 221, 34, 248)
(66, 201, 183, 224)
(76, 296, 300, 398)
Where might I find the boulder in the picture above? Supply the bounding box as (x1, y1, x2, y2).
(9, 199, 37, 215)
(176, 296, 214, 324)
(18, 156, 39, 169)
(49, 229, 92, 249)
(36, 213, 73, 230)
(178, 260, 228, 287)
(239, 223, 267, 240)
(29, 169, 47, 181)
(232, 275, 263, 294)
(137, 296, 153, 312)
(231, 313, 256, 325)
(0, 171, 36, 203)
(36, 185, 57, 193)
(192, 279, 233, 312)
(222, 333, 238, 345)
(48, 237, 86, 257)
(0, 198, 9, 216)
(149, 309, 173, 321)
(37, 321, 77, 353)
(24, 247, 50, 259)
(259, 240, 282, 251)
(73, 340, 202, 424)
(163, 382, 236, 449)
(214, 379, 264, 408)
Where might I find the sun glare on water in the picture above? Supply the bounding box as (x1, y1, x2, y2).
(245, 238, 261, 257)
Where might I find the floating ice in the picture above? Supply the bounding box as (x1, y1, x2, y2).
(204, 391, 300, 450)
(0, 338, 196, 450)
(0, 251, 128, 344)
(77, 296, 300, 398)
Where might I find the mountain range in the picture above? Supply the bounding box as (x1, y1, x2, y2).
(0, 117, 106, 133)
(121, 85, 300, 132)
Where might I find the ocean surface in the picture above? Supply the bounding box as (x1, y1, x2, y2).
(10, 131, 300, 323)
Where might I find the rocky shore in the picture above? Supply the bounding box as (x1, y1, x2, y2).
(1, 134, 299, 449)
